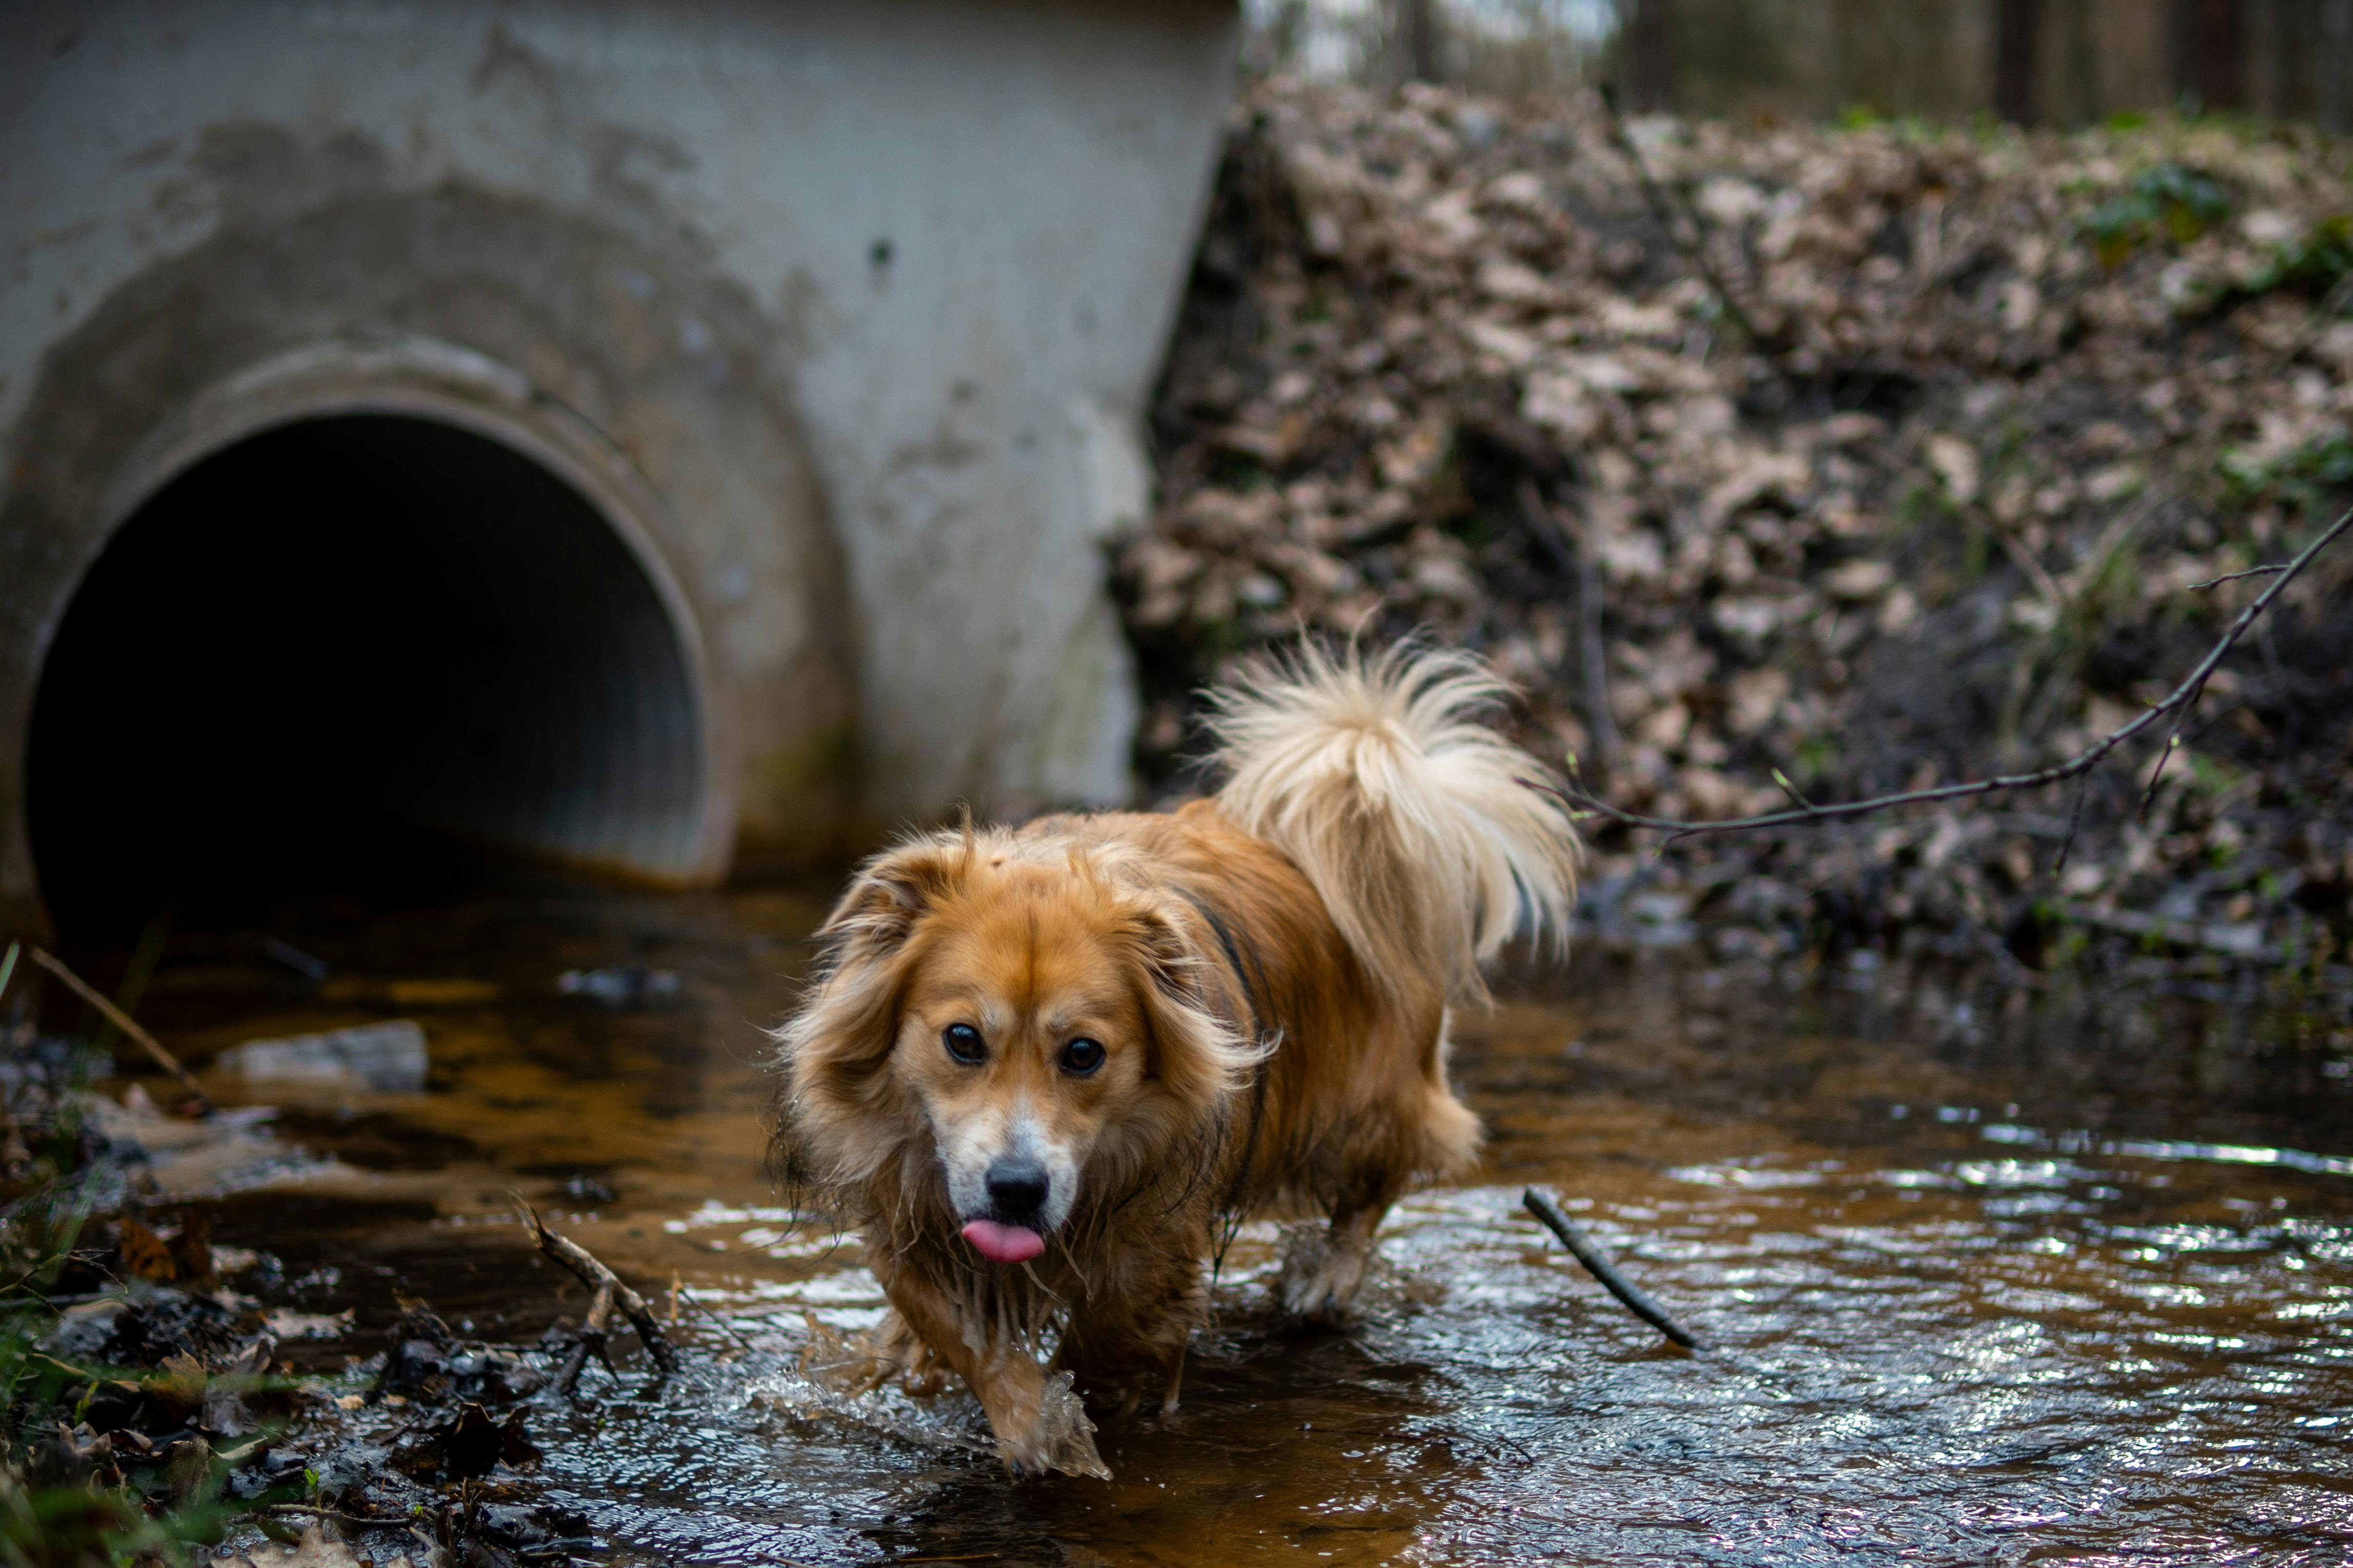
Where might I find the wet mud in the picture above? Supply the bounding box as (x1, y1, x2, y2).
(45, 875, 2353, 1564)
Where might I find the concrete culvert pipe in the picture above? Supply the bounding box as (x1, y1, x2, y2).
(27, 415, 712, 933)
(1, 1, 1241, 937)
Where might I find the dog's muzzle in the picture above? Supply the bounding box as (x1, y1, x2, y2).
(984, 1156, 1049, 1222)
(961, 1156, 1051, 1263)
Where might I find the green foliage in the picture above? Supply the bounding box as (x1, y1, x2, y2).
(2220, 433, 2353, 517)
(2081, 161, 2232, 269)
(2187, 749, 2239, 795)
(1440, 506, 1495, 548)
(2246, 214, 2353, 298)
(0, 1091, 290, 1565)
(1960, 517, 1991, 585)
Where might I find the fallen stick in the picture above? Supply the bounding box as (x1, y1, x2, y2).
(29, 945, 213, 1116)
(558, 1279, 617, 1393)
(512, 1196, 678, 1374)
(1523, 1187, 1699, 1349)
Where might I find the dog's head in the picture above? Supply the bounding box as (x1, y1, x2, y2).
(774, 829, 1256, 1265)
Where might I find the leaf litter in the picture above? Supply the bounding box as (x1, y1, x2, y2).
(1127, 78, 2353, 978)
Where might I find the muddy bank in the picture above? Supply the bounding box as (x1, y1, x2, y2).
(0, 1009, 611, 1566)
(1125, 78, 2353, 974)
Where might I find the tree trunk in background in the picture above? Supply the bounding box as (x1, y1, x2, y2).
(2325, 0, 2353, 131)
(1623, 0, 1674, 111)
(1393, 0, 1444, 83)
(2176, 0, 2245, 110)
(1995, 0, 2045, 122)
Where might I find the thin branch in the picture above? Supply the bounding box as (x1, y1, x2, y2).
(28, 946, 212, 1115)
(1525, 503, 2353, 846)
(2052, 772, 2096, 875)
(2137, 722, 2188, 823)
(669, 1269, 761, 1355)
(1596, 85, 1766, 345)
(558, 1279, 617, 1393)
(2186, 563, 2288, 591)
(513, 1195, 679, 1375)
(1523, 1188, 1698, 1349)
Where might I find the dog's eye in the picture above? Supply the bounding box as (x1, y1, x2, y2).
(943, 1023, 986, 1064)
(1059, 1037, 1105, 1076)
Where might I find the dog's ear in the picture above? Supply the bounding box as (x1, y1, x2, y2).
(1123, 900, 1260, 1109)
(776, 836, 970, 1146)
(817, 835, 967, 961)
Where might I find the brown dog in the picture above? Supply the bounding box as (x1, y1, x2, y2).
(770, 644, 1577, 1475)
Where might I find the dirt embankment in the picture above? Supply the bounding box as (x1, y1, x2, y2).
(1122, 79, 2353, 972)
(1, 1025, 597, 1567)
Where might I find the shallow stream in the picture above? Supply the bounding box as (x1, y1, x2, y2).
(95, 873, 2353, 1564)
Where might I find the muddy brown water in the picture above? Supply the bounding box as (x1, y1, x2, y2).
(87, 873, 2353, 1564)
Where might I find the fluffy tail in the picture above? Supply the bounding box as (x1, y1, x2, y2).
(1205, 642, 1580, 1005)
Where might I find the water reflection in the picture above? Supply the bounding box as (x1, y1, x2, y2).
(111, 878, 2353, 1564)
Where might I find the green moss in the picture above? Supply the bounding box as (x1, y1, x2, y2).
(757, 719, 862, 794)
(2081, 161, 2231, 269)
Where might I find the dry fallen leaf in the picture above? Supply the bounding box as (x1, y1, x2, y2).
(1924, 434, 1981, 505)
(115, 1216, 177, 1282)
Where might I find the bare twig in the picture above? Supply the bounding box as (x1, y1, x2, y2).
(2186, 563, 2288, 591)
(2136, 725, 2187, 822)
(558, 1280, 617, 1393)
(666, 1269, 760, 1355)
(2053, 773, 2097, 875)
(28, 946, 212, 1115)
(512, 1196, 678, 1375)
(1523, 1188, 1698, 1349)
(1526, 504, 2353, 857)
(1597, 85, 1767, 345)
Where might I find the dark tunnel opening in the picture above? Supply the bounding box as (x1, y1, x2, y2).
(27, 415, 708, 939)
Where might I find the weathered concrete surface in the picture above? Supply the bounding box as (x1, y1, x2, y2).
(0, 0, 1236, 930)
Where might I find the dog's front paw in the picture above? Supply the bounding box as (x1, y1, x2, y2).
(994, 1369, 1110, 1480)
(1276, 1221, 1371, 1325)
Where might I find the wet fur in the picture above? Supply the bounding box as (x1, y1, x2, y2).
(769, 645, 1578, 1475)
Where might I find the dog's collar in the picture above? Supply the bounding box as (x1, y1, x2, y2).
(1173, 886, 1266, 1032)
(1171, 886, 1285, 1245)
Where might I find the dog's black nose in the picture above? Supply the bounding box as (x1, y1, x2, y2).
(985, 1158, 1049, 1221)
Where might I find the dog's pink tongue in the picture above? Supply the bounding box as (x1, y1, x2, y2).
(961, 1219, 1045, 1264)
